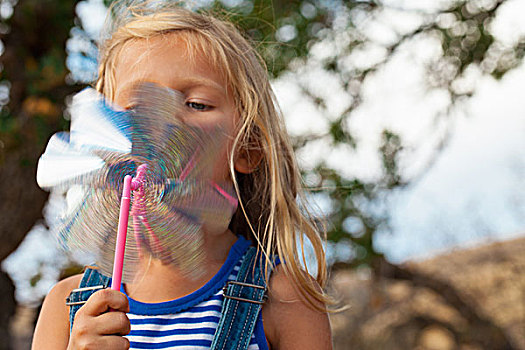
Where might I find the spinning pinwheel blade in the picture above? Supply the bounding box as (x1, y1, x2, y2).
(37, 83, 238, 284)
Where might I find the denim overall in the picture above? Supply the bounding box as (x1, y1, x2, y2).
(66, 246, 270, 350)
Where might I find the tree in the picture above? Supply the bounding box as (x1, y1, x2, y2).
(0, 1, 81, 347)
(285, 1, 523, 347)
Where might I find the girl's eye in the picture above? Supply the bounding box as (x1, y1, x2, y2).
(187, 101, 210, 111)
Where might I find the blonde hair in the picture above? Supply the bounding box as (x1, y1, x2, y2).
(96, 1, 330, 310)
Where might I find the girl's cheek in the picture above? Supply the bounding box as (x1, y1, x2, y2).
(210, 147, 232, 182)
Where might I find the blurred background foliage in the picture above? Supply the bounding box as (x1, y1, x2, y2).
(0, 0, 524, 349)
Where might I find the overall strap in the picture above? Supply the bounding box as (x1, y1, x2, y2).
(66, 268, 110, 332)
(211, 246, 270, 350)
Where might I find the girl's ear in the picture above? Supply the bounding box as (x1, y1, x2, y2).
(234, 148, 262, 174)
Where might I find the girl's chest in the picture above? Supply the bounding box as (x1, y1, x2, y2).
(124, 295, 265, 349)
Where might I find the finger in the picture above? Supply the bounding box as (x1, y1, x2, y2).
(82, 289, 130, 316)
(93, 311, 131, 336)
(99, 335, 131, 350)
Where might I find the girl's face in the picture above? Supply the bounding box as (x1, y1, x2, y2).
(112, 33, 239, 182)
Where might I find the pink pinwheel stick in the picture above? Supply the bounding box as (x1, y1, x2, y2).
(111, 164, 148, 291)
(111, 174, 133, 291)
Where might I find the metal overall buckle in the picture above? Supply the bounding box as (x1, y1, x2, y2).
(222, 281, 267, 305)
(65, 285, 106, 306)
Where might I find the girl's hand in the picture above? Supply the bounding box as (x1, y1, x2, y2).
(67, 288, 131, 350)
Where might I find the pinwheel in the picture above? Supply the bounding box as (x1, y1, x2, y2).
(37, 83, 238, 286)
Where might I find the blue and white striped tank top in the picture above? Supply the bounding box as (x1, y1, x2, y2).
(122, 236, 268, 349)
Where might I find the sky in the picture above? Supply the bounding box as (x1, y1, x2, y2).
(3, 0, 525, 304)
(366, 0, 525, 261)
(375, 66, 525, 261)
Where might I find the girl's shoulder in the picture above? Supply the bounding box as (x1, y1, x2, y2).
(31, 274, 83, 350)
(44, 273, 85, 312)
(54, 273, 84, 295)
(262, 265, 332, 349)
(44, 273, 84, 313)
(42, 273, 83, 316)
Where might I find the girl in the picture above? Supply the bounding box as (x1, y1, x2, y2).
(32, 1, 332, 349)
